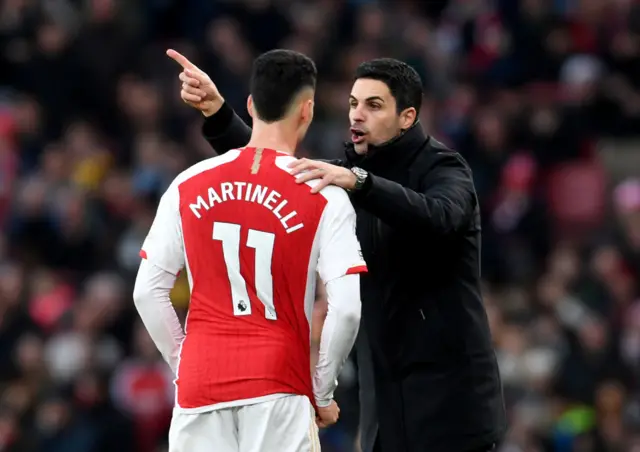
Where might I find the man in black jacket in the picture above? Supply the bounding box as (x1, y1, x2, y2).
(168, 49, 506, 452)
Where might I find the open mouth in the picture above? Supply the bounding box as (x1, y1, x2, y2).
(350, 128, 367, 144)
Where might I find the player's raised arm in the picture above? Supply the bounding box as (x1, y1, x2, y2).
(313, 186, 367, 423)
(132, 182, 186, 373)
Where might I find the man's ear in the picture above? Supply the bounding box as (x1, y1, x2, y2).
(247, 95, 254, 118)
(399, 107, 417, 130)
(302, 99, 314, 124)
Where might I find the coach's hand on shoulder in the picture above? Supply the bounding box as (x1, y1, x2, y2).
(289, 159, 356, 193)
(316, 400, 340, 428)
(166, 49, 224, 117)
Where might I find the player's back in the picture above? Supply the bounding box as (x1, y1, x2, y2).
(174, 147, 334, 411)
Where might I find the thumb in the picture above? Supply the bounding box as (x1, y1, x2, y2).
(186, 69, 214, 89)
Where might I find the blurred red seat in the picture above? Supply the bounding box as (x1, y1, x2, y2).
(546, 160, 607, 239)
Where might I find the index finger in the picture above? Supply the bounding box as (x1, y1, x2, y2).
(166, 49, 196, 70)
(287, 159, 307, 168)
(289, 160, 324, 175)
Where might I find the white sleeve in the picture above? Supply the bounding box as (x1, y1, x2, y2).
(140, 183, 185, 276)
(133, 259, 186, 374)
(313, 273, 361, 407)
(317, 187, 367, 283)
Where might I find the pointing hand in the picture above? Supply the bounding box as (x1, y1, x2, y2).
(166, 49, 224, 117)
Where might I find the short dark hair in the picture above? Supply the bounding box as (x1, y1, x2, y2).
(250, 49, 317, 123)
(355, 58, 423, 116)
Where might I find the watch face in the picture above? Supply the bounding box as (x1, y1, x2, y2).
(351, 168, 367, 190)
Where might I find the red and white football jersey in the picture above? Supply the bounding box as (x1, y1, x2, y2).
(140, 147, 366, 412)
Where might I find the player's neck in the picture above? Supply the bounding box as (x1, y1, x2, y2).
(247, 123, 297, 156)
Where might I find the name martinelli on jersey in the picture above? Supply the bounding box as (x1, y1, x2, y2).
(189, 182, 304, 233)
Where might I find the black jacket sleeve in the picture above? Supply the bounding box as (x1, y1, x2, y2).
(351, 153, 476, 234)
(201, 102, 252, 154)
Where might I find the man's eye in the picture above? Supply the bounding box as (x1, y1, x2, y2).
(369, 104, 380, 109)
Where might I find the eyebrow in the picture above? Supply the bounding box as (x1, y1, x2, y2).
(349, 95, 385, 103)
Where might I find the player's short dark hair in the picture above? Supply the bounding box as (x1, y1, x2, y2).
(355, 58, 423, 116)
(250, 49, 317, 123)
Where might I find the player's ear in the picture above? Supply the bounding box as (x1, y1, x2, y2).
(247, 95, 254, 119)
(300, 99, 314, 125)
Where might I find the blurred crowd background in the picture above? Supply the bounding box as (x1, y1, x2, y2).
(1, 0, 639, 451)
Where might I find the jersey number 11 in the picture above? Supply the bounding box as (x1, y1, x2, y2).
(213, 221, 277, 319)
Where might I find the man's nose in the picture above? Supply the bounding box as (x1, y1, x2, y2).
(350, 105, 365, 123)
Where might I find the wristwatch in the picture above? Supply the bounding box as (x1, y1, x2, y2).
(350, 167, 369, 192)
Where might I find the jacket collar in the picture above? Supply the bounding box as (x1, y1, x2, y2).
(344, 121, 430, 175)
